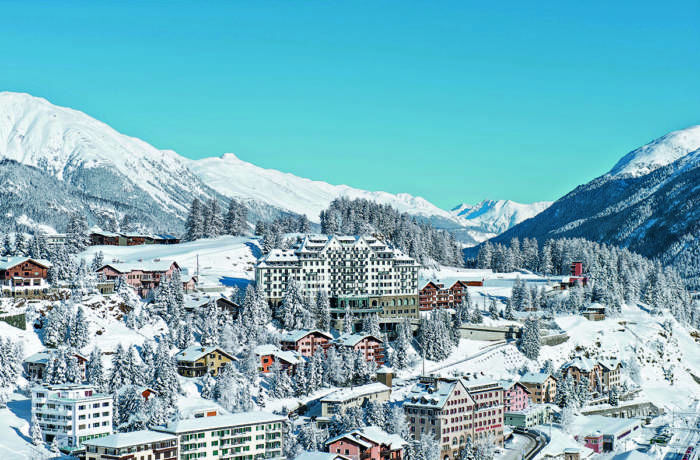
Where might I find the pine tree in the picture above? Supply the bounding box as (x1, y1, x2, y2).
(30, 414, 43, 446)
(362, 314, 382, 337)
(184, 198, 204, 241)
(316, 290, 331, 332)
(204, 199, 223, 238)
(519, 316, 541, 360)
(293, 360, 309, 397)
(269, 361, 294, 399)
(109, 343, 131, 392)
(488, 298, 499, 319)
(392, 318, 413, 370)
(72, 306, 90, 349)
(87, 347, 107, 392)
(151, 341, 180, 416)
(279, 279, 311, 330)
(608, 386, 619, 406)
(504, 298, 515, 320)
(66, 212, 90, 253)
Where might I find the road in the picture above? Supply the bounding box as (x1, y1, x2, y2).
(500, 433, 535, 460)
(426, 340, 510, 374)
(664, 408, 699, 460)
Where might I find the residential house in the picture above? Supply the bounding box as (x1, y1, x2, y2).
(499, 380, 530, 412)
(561, 358, 603, 394)
(96, 260, 194, 298)
(24, 350, 88, 381)
(175, 346, 237, 377)
(520, 373, 557, 404)
(320, 383, 392, 418)
(582, 304, 606, 321)
(153, 412, 286, 460)
(0, 256, 52, 297)
(504, 404, 556, 429)
(254, 344, 303, 373)
(599, 360, 622, 391)
(31, 384, 112, 451)
(280, 330, 334, 357)
(84, 430, 178, 460)
(326, 427, 406, 460)
(335, 333, 384, 367)
(184, 294, 241, 317)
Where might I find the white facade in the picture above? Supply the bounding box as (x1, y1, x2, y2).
(154, 412, 285, 460)
(255, 235, 420, 301)
(31, 384, 112, 450)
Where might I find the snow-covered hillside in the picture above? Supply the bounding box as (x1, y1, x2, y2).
(189, 153, 460, 224)
(0, 92, 215, 217)
(606, 124, 700, 178)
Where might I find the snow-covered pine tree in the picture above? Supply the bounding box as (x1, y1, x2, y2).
(71, 306, 90, 350)
(204, 199, 223, 238)
(519, 316, 541, 360)
(269, 360, 294, 399)
(183, 198, 204, 242)
(362, 314, 381, 337)
(343, 304, 354, 334)
(608, 385, 619, 406)
(391, 318, 413, 370)
(504, 297, 515, 320)
(364, 399, 388, 428)
(86, 347, 107, 392)
(30, 414, 43, 446)
(488, 298, 499, 319)
(151, 341, 180, 416)
(278, 279, 310, 330)
(293, 360, 309, 397)
(316, 290, 331, 332)
(66, 212, 90, 253)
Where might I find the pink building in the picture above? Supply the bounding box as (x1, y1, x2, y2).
(499, 380, 531, 412)
(461, 378, 505, 445)
(280, 330, 333, 357)
(97, 260, 195, 298)
(335, 333, 384, 367)
(326, 427, 405, 460)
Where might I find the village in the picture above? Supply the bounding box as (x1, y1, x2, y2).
(1, 225, 698, 460)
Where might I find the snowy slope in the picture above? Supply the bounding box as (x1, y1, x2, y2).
(189, 153, 460, 223)
(450, 199, 552, 235)
(606, 125, 700, 178)
(0, 92, 214, 215)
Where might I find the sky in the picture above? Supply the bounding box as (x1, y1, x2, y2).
(1, 1, 699, 209)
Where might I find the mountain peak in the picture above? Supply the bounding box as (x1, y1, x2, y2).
(606, 125, 700, 179)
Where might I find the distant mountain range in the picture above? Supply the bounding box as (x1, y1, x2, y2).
(0, 92, 547, 242)
(490, 124, 700, 286)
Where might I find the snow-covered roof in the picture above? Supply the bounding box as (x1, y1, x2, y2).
(320, 383, 391, 403)
(175, 346, 235, 362)
(280, 329, 333, 343)
(295, 452, 350, 460)
(326, 427, 406, 450)
(23, 351, 50, 364)
(562, 356, 598, 373)
(497, 379, 530, 393)
(83, 429, 175, 448)
(405, 378, 461, 409)
(572, 414, 641, 437)
(519, 372, 552, 385)
(155, 412, 285, 434)
(99, 259, 178, 273)
(335, 333, 383, 347)
(254, 344, 302, 364)
(0, 256, 52, 270)
(611, 450, 656, 460)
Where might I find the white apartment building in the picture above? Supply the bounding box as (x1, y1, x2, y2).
(255, 235, 420, 328)
(84, 430, 178, 460)
(153, 412, 285, 460)
(31, 383, 112, 451)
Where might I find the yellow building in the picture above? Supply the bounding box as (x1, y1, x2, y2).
(175, 346, 237, 377)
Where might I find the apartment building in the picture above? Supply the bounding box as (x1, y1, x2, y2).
(461, 378, 505, 445)
(561, 357, 603, 394)
(84, 430, 178, 460)
(498, 380, 530, 412)
(255, 235, 420, 328)
(326, 426, 406, 460)
(403, 377, 475, 460)
(520, 373, 557, 404)
(154, 412, 286, 460)
(334, 333, 385, 367)
(279, 330, 333, 357)
(31, 384, 112, 450)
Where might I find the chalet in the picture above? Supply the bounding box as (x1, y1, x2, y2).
(183, 294, 241, 317)
(334, 333, 384, 367)
(561, 358, 603, 393)
(418, 279, 479, 311)
(582, 303, 606, 321)
(0, 257, 52, 297)
(296, 453, 351, 460)
(280, 330, 333, 357)
(254, 344, 303, 373)
(152, 234, 181, 245)
(174, 346, 237, 377)
(326, 427, 406, 460)
(96, 260, 195, 298)
(24, 350, 88, 381)
(520, 372, 557, 404)
(89, 229, 126, 246)
(599, 360, 622, 391)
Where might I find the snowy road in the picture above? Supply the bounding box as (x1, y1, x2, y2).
(499, 433, 535, 460)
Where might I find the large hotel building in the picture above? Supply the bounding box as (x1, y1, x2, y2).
(255, 235, 420, 329)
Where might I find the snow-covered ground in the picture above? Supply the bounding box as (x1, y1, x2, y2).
(81, 236, 259, 288)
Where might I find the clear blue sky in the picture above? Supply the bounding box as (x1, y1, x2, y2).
(1, 1, 699, 209)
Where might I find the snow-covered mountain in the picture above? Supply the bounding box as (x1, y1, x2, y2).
(188, 153, 460, 224)
(606, 125, 700, 179)
(0, 92, 546, 242)
(490, 124, 700, 287)
(450, 199, 552, 235)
